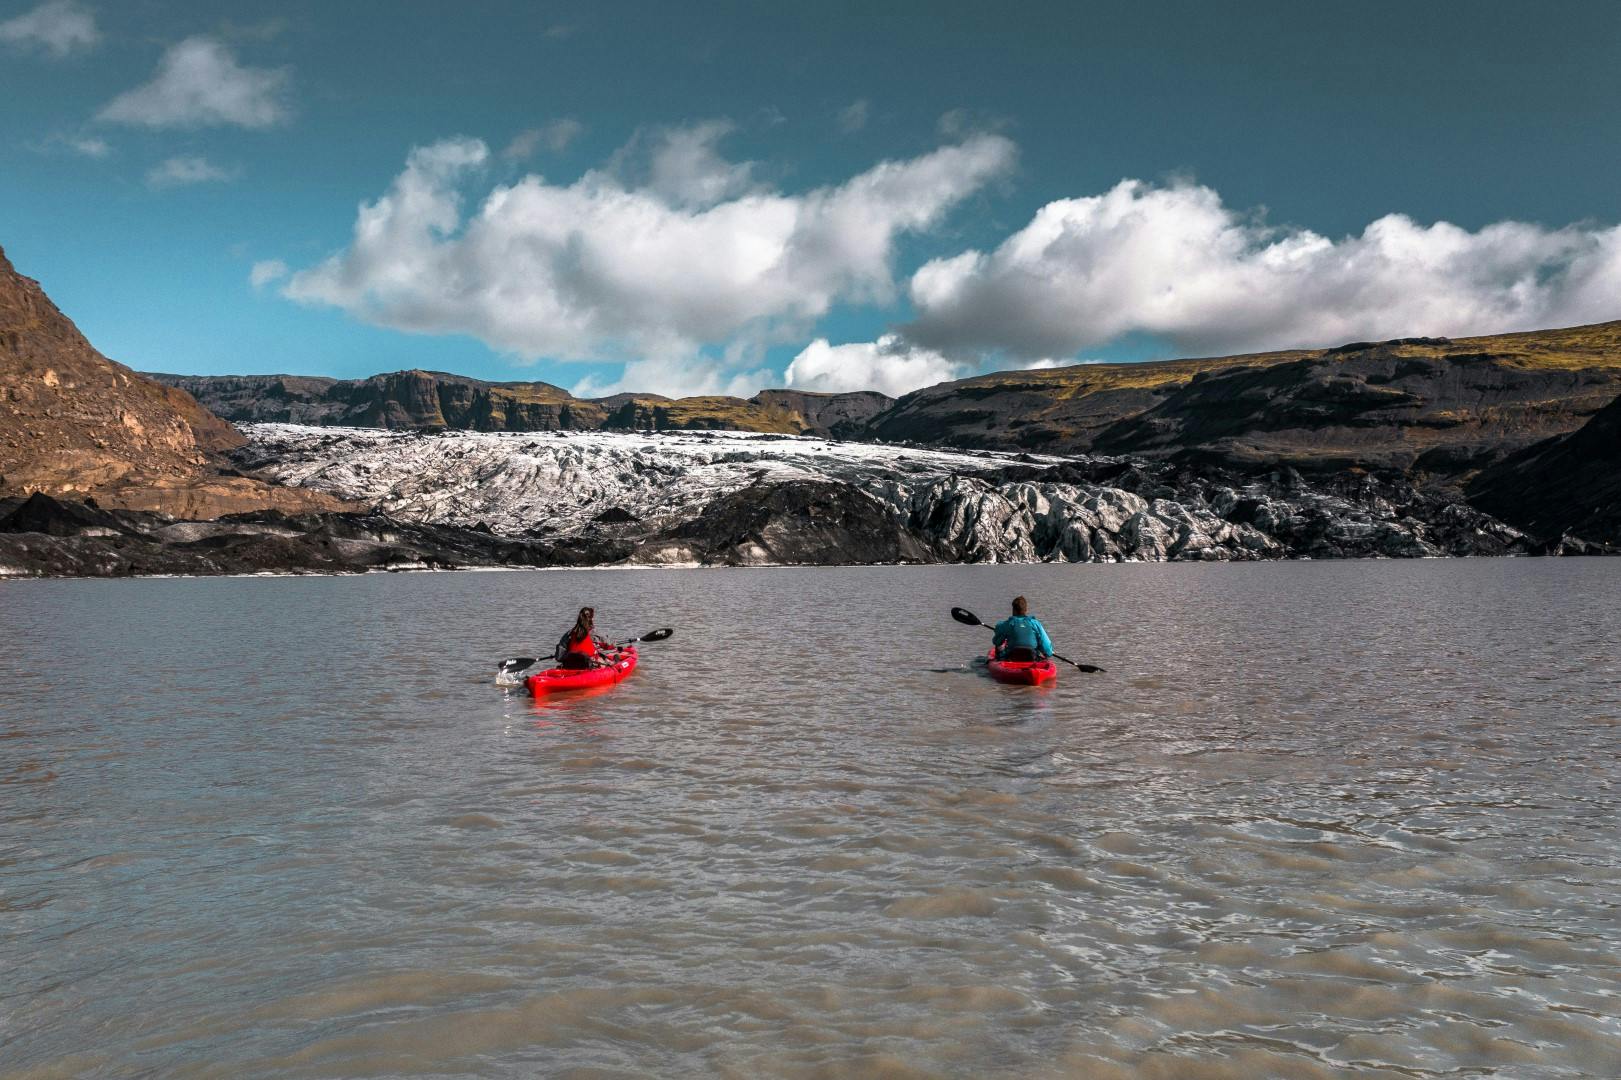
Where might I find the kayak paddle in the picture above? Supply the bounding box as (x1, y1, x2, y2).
(950, 607, 1104, 673)
(497, 627, 673, 676)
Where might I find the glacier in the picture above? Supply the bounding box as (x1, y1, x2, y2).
(228, 424, 1539, 566)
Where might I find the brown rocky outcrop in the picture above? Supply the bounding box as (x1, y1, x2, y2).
(750, 389, 894, 438)
(868, 323, 1621, 478)
(0, 244, 348, 516)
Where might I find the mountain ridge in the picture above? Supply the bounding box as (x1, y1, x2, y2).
(870, 321, 1621, 475)
(148, 369, 895, 439)
(155, 318, 1621, 487)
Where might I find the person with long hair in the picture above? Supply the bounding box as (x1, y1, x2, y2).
(554, 606, 607, 669)
(992, 595, 1054, 662)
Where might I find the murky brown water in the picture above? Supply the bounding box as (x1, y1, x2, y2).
(2, 561, 1619, 1078)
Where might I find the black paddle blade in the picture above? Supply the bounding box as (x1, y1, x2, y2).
(639, 628, 674, 642)
(951, 607, 984, 627)
(498, 657, 539, 672)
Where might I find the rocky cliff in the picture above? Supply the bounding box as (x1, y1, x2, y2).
(1467, 391, 1621, 544)
(0, 245, 347, 517)
(151, 370, 896, 439)
(869, 323, 1621, 477)
(148, 370, 598, 430)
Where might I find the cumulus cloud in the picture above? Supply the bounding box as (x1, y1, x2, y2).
(99, 37, 289, 129)
(785, 334, 964, 397)
(502, 119, 584, 159)
(0, 0, 98, 57)
(146, 154, 233, 189)
(250, 259, 289, 288)
(284, 131, 1016, 393)
(906, 178, 1621, 359)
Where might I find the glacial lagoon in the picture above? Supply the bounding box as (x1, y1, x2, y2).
(2, 560, 1618, 1077)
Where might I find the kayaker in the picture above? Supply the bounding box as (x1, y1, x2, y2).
(554, 606, 608, 669)
(992, 596, 1053, 662)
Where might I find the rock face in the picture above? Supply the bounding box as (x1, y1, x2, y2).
(0, 244, 348, 517)
(1467, 391, 1621, 544)
(148, 370, 598, 430)
(1, 244, 234, 489)
(750, 390, 893, 439)
(151, 370, 896, 439)
(640, 480, 935, 566)
(869, 322, 1621, 477)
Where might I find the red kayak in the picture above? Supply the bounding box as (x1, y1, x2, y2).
(986, 647, 1058, 686)
(525, 646, 638, 696)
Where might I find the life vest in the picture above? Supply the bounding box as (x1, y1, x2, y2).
(556, 630, 599, 661)
(995, 615, 1050, 658)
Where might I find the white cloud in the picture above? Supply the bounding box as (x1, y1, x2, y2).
(250, 259, 289, 288)
(284, 131, 1015, 394)
(837, 99, 869, 134)
(502, 119, 584, 160)
(572, 357, 776, 400)
(644, 120, 755, 208)
(99, 37, 289, 129)
(785, 334, 964, 397)
(147, 154, 233, 189)
(0, 0, 98, 57)
(64, 134, 110, 157)
(906, 178, 1621, 359)
(34, 131, 111, 157)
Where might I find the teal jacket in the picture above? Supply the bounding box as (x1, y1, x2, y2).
(993, 614, 1053, 657)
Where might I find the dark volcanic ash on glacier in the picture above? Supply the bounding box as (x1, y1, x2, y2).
(230, 424, 1544, 565)
(234, 425, 1026, 540)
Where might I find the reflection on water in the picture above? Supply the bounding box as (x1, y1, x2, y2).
(2, 561, 1620, 1078)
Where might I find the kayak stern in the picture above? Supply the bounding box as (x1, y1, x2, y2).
(986, 648, 1058, 686)
(525, 645, 639, 695)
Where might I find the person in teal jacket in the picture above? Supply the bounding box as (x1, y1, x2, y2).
(992, 596, 1054, 661)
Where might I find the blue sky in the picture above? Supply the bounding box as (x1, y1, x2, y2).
(3, 0, 1619, 396)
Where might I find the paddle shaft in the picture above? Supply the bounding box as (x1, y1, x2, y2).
(497, 628, 672, 673)
(955, 608, 1103, 674)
